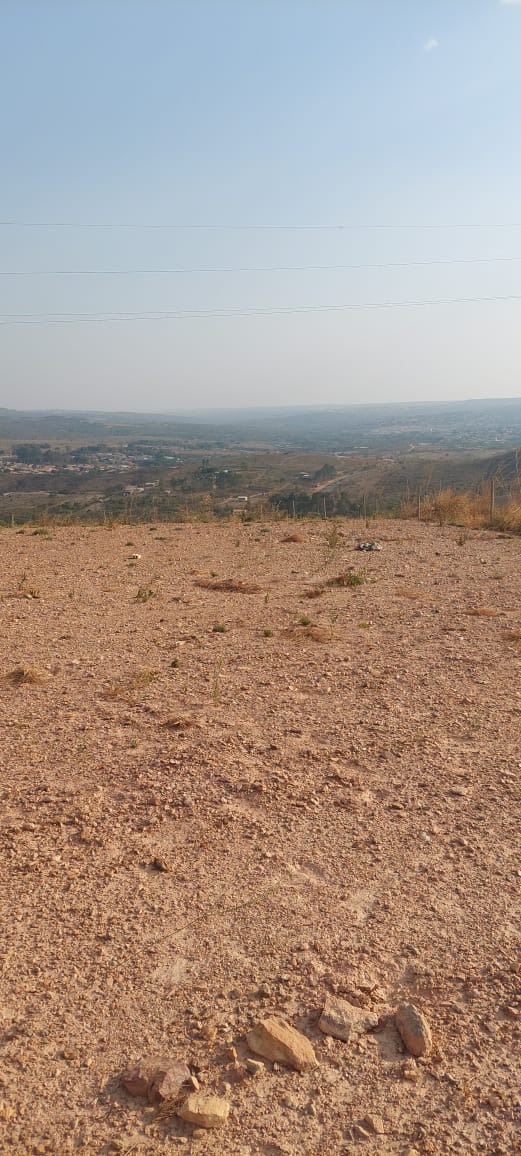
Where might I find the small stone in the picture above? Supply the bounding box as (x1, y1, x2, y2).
(402, 1060, 420, 1081)
(245, 1058, 265, 1076)
(360, 1114, 385, 1135)
(151, 857, 171, 873)
(177, 1093, 230, 1129)
(246, 1016, 318, 1071)
(395, 1003, 432, 1057)
(121, 1055, 190, 1102)
(319, 994, 378, 1042)
(224, 1046, 238, 1062)
(351, 1123, 371, 1140)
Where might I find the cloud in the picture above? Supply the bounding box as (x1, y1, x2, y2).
(423, 37, 439, 52)
(499, 1, 521, 6)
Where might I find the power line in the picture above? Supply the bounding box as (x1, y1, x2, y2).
(1, 292, 521, 326)
(2, 219, 521, 231)
(1, 255, 521, 277)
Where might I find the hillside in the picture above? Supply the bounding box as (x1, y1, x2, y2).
(1, 520, 519, 1154)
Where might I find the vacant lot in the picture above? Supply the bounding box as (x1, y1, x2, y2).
(0, 520, 519, 1153)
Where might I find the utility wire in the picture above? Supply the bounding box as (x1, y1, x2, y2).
(1, 292, 521, 326)
(1, 255, 521, 277)
(2, 219, 521, 231)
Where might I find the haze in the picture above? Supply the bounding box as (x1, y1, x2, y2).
(1, 0, 521, 412)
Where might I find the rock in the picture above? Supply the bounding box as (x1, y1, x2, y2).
(402, 1060, 420, 1081)
(245, 1058, 265, 1076)
(121, 1055, 190, 1102)
(246, 1016, 318, 1071)
(177, 1093, 230, 1128)
(318, 994, 378, 1042)
(360, 1114, 385, 1135)
(395, 1003, 432, 1057)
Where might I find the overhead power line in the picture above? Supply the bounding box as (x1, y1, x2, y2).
(2, 219, 521, 231)
(1, 291, 521, 326)
(1, 255, 521, 277)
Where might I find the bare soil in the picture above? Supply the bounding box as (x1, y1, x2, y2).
(0, 519, 520, 1155)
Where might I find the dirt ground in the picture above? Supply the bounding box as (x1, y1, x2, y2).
(0, 518, 519, 1155)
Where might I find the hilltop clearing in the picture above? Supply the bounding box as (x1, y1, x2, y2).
(0, 520, 519, 1153)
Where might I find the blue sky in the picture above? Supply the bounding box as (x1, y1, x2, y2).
(1, 0, 521, 411)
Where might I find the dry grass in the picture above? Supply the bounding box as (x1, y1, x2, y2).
(3, 665, 46, 686)
(502, 630, 521, 643)
(104, 670, 159, 700)
(326, 568, 367, 588)
(194, 577, 261, 593)
(282, 625, 329, 642)
(465, 607, 500, 618)
(301, 585, 325, 599)
(161, 716, 196, 731)
(402, 487, 521, 533)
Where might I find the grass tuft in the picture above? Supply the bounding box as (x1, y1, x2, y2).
(326, 568, 367, 588)
(195, 577, 260, 593)
(3, 665, 46, 686)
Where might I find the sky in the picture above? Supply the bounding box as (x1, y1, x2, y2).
(1, 0, 521, 412)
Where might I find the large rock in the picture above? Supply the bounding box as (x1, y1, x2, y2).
(121, 1055, 191, 1102)
(395, 1003, 432, 1057)
(247, 1015, 317, 1071)
(177, 1093, 230, 1128)
(318, 994, 378, 1042)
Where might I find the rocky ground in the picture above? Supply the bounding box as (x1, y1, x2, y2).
(0, 517, 519, 1155)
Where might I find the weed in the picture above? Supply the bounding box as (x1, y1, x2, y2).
(104, 670, 159, 700)
(502, 630, 521, 643)
(299, 615, 312, 626)
(135, 587, 156, 602)
(211, 661, 222, 705)
(32, 527, 51, 538)
(326, 568, 367, 588)
(301, 585, 325, 599)
(282, 625, 328, 642)
(195, 577, 260, 593)
(212, 623, 226, 633)
(263, 628, 273, 637)
(324, 522, 342, 548)
(456, 531, 468, 546)
(3, 665, 46, 686)
(170, 658, 180, 669)
(162, 717, 196, 731)
(264, 592, 269, 605)
(210, 570, 218, 577)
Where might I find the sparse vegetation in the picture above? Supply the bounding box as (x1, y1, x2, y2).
(135, 587, 156, 602)
(282, 531, 305, 543)
(104, 670, 159, 699)
(326, 568, 367, 588)
(212, 623, 227, 633)
(3, 665, 46, 686)
(194, 577, 261, 593)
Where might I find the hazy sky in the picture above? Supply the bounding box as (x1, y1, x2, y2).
(1, 0, 521, 412)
